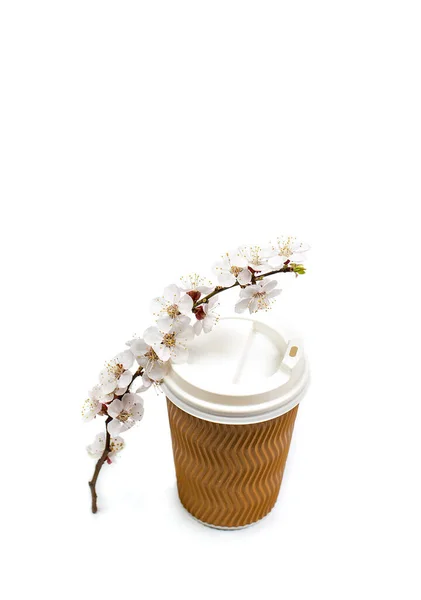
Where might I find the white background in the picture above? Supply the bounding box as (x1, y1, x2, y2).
(1, 1, 420, 599)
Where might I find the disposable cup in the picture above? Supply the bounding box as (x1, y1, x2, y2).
(162, 317, 309, 529)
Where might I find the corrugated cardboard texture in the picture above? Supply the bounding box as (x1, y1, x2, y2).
(167, 399, 298, 528)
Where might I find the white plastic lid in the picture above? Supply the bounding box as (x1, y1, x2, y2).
(162, 317, 309, 424)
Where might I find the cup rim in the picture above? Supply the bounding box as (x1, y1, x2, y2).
(162, 317, 310, 425)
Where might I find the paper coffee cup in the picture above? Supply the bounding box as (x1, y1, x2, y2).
(162, 317, 309, 529)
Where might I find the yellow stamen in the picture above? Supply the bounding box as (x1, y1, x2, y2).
(166, 304, 180, 318)
(230, 266, 242, 277)
(162, 333, 176, 348)
(118, 410, 130, 423)
(107, 362, 124, 378)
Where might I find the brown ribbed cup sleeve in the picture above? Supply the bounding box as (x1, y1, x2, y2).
(166, 399, 299, 528)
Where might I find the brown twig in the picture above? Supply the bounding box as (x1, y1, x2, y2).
(193, 264, 293, 307)
(89, 416, 112, 513)
(88, 366, 143, 513)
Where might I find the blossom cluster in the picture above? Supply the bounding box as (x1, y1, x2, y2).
(83, 236, 309, 473)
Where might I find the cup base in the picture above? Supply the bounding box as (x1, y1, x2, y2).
(179, 496, 277, 530)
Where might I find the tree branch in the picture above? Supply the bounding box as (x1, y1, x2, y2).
(88, 416, 112, 513)
(88, 365, 144, 513)
(194, 264, 293, 307)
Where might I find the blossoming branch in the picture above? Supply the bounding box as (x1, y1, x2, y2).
(83, 237, 309, 513)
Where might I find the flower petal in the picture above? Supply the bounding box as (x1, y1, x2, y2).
(109, 436, 125, 456)
(268, 288, 282, 299)
(290, 252, 307, 263)
(248, 297, 259, 313)
(99, 367, 115, 384)
(177, 315, 191, 329)
(170, 316, 191, 334)
(217, 271, 236, 287)
(118, 370, 132, 388)
(263, 245, 277, 258)
(237, 269, 252, 285)
(269, 255, 285, 268)
(193, 320, 203, 335)
(197, 285, 213, 294)
(292, 240, 310, 253)
(136, 355, 148, 368)
(203, 317, 215, 334)
(235, 298, 250, 313)
(87, 433, 106, 458)
(156, 344, 172, 362)
(115, 349, 134, 370)
(240, 285, 257, 298)
(178, 294, 194, 314)
(171, 346, 189, 364)
(148, 361, 168, 380)
(178, 326, 194, 343)
(163, 284, 180, 303)
(130, 402, 145, 421)
(262, 279, 278, 293)
(130, 375, 146, 393)
(88, 385, 102, 401)
(81, 398, 101, 422)
(128, 338, 147, 357)
(114, 387, 127, 396)
(108, 419, 123, 437)
(143, 326, 162, 346)
(107, 398, 123, 419)
(100, 378, 117, 395)
(141, 372, 153, 388)
(118, 421, 132, 434)
(207, 296, 219, 309)
(230, 254, 248, 268)
(151, 297, 166, 316)
(121, 393, 140, 410)
(156, 315, 174, 332)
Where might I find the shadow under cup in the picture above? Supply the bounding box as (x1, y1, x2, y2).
(162, 317, 309, 529)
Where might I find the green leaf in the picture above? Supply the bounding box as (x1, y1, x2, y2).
(291, 263, 306, 275)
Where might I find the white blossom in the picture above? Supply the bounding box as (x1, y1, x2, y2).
(143, 320, 194, 364)
(268, 236, 310, 268)
(194, 297, 220, 335)
(235, 279, 281, 314)
(99, 349, 134, 396)
(215, 251, 252, 287)
(126, 337, 169, 381)
(86, 432, 125, 459)
(129, 365, 167, 393)
(81, 385, 113, 422)
(180, 273, 213, 296)
(151, 284, 193, 332)
(130, 371, 153, 392)
(239, 245, 271, 272)
(107, 393, 144, 437)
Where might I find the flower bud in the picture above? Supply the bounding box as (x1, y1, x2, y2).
(186, 290, 201, 303)
(194, 306, 206, 321)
